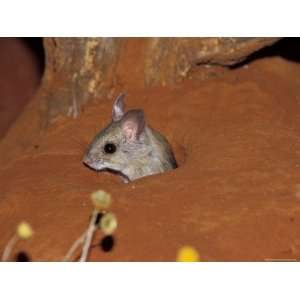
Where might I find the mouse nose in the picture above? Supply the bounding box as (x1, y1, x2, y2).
(82, 155, 93, 167)
(82, 155, 104, 171)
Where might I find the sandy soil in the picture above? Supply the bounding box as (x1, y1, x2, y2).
(1, 52, 300, 261)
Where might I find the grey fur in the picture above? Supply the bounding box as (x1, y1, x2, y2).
(83, 94, 177, 182)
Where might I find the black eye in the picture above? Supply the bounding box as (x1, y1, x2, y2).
(104, 143, 116, 154)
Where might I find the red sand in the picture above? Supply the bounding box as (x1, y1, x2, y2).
(1, 55, 300, 261)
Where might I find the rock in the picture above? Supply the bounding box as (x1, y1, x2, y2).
(41, 38, 280, 123)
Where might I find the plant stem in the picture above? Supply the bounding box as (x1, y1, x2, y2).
(79, 210, 98, 262)
(2, 234, 19, 262)
(62, 230, 87, 262)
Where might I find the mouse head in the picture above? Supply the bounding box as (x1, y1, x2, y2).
(83, 94, 151, 180)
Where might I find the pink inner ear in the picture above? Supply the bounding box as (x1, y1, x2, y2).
(122, 121, 137, 141)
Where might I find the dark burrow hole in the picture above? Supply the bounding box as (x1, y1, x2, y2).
(229, 38, 300, 69)
(100, 235, 115, 252)
(193, 38, 300, 70)
(0, 37, 45, 139)
(15, 251, 31, 262)
(172, 141, 186, 167)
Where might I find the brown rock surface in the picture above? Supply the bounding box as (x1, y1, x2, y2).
(1, 50, 300, 261)
(41, 38, 279, 123)
(0, 38, 42, 139)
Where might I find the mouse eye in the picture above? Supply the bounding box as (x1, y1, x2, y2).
(104, 143, 117, 154)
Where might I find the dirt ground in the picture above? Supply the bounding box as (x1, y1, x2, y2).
(1, 41, 300, 261)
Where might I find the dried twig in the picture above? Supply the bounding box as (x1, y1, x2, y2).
(79, 210, 98, 262)
(62, 230, 87, 262)
(2, 234, 19, 262)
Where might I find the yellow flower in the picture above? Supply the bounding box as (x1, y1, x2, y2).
(100, 212, 118, 235)
(91, 190, 112, 210)
(176, 246, 200, 262)
(16, 222, 33, 240)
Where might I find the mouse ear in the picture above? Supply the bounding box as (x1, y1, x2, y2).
(121, 110, 145, 142)
(112, 93, 126, 122)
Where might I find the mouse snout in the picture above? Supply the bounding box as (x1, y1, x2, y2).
(82, 155, 104, 171)
(82, 155, 94, 167)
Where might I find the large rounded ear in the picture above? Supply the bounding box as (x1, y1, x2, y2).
(121, 110, 145, 142)
(112, 93, 126, 122)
